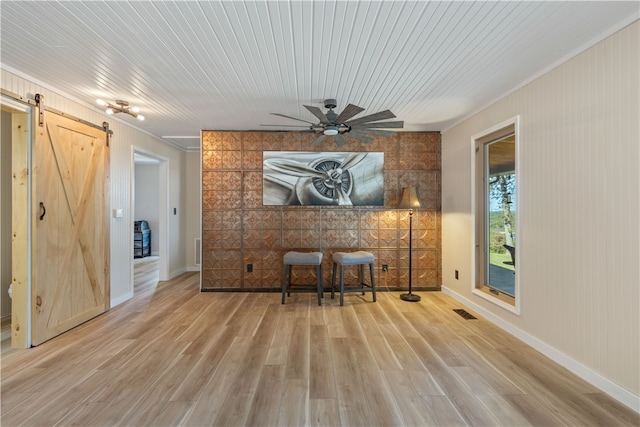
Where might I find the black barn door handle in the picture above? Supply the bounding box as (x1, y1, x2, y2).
(39, 202, 46, 220)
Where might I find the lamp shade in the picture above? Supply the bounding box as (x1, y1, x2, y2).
(397, 187, 423, 209)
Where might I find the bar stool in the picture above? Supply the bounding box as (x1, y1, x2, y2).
(282, 251, 324, 305)
(331, 251, 377, 306)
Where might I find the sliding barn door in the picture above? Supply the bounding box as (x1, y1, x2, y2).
(32, 112, 110, 346)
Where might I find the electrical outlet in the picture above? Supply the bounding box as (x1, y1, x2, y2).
(247, 263, 253, 273)
(382, 264, 388, 272)
(455, 270, 459, 280)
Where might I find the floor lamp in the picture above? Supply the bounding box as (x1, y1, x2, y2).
(398, 187, 423, 302)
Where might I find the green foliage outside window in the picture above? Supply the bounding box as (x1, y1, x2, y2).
(489, 173, 515, 255)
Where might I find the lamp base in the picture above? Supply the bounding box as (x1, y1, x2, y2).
(400, 293, 421, 302)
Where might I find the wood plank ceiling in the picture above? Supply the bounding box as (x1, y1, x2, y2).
(1, 1, 638, 150)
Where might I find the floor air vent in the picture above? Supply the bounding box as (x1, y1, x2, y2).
(453, 309, 477, 320)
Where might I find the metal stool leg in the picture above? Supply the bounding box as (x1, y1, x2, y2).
(331, 262, 337, 299)
(316, 264, 322, 306)
(369, 262, 376, 302)
(282, 264, 290, 304)
(340, 264, 345, 306)
(321, 265, 324, 299)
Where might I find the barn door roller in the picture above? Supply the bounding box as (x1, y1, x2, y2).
(35, 93, 44, 127)
(102, 122, 111, 147)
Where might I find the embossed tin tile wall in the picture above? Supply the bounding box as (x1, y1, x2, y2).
(201, 131, 441, 290)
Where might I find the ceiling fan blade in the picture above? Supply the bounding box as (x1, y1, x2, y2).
(311, 134, 327, 145)
(352, 128, 396, 137)
(303, 105, 329, 123)
(335, 104, 365, 123)
(358, 120, 404, 129)
(345, 109, 396, 125)
(271, 113, 316, 125)
(345, 132, 374, 144)
(260, 124, 311, 128)
(333, 134, 348, 146)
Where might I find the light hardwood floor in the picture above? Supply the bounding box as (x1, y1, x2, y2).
(1, 260, 638, 426)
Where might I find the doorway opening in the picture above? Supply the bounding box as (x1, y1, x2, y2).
(131, 149, 169, 296)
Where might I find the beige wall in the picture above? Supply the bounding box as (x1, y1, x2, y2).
(1, 69, 189, 307)
(201, 131, 441, 290)
(441, 21, 639, 408)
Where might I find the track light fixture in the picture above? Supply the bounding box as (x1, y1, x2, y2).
(97, 99, 145, 121)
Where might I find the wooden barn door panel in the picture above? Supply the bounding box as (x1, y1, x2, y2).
(32, 112, 109, 346)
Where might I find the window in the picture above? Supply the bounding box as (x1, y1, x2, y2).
(473, 118, 519, 312)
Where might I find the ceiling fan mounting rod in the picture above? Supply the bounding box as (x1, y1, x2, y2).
(324, 99, 337, 109)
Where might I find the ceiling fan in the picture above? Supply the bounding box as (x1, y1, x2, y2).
(265, 99, 403, 146)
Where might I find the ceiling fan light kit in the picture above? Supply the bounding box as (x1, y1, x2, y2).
(323, 125, 339, 136)
(269, 98, 403, 146)
(97, 99, 145, 121)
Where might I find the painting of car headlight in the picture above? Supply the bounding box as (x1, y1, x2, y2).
(263, 151, 384, 206)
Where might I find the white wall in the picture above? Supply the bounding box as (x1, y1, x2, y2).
(441, 21, 639, 410)
(1, 69, 189, 307)
(0, 111, 12, 318)
(134, 163, 160, 255)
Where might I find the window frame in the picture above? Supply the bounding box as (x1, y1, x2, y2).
(471, 116, 521, 314)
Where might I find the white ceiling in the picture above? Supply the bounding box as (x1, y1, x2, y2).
(1, 1, 638, 151)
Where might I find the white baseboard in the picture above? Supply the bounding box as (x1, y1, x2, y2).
(442, 286, 640, 414)
(110, 291, 134, 308)
(187, 266, 201, 272)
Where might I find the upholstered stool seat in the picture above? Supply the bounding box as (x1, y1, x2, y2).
(282, 251, 323, 305)
(331, 251, 377, 306)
